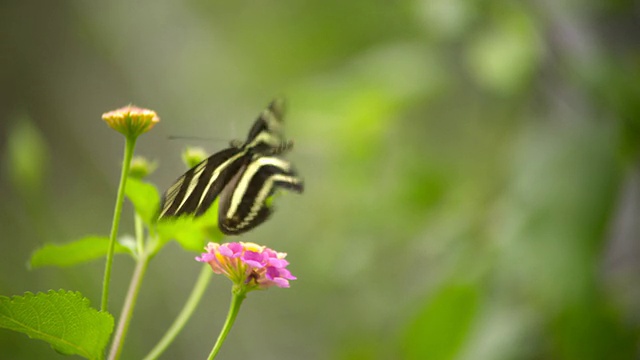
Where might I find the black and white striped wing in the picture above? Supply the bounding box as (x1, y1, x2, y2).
(158, 148, 249, 218)
(158, 98, 303, 235)
(217, 156, 304, 235)
(242, 98, 293, 156)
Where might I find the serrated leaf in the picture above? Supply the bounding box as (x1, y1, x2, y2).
(0, 290, 114, 360)
(30, 236, 131, 269)
(402, 284, 479, 360)
(125, 177, 160, 226)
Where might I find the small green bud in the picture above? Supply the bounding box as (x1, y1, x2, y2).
(182, 147, 207, 168)
(129, 156, 157, 179)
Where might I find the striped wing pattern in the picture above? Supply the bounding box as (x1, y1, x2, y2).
(158, 98, 304, 235)
(158, 148, 246, 218)
(218, 156, 303, 234)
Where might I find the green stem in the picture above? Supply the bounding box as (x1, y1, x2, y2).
(101, 136, 137, 312)
(142, 265, 213, 360)
(107, 251, 150, 360)
(207, 289, 246, 360)
(134, 213, 144, 258)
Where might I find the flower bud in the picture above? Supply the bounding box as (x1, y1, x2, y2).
(182, 147, 207, 168)
(102, 105, 159, 138)
(128, 156, 157, 179)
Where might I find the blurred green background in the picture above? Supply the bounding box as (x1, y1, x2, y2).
(1, 0, 639, 359)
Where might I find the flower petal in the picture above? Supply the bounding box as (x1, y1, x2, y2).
(242, 251, 266, 268)
(196, 241, 295, 291)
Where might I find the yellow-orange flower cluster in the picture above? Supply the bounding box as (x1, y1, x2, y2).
(102, 105, 159, 138)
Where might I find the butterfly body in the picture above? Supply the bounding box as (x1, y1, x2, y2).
(158, 99, 303, 235)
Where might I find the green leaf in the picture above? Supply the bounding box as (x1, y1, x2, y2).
(0, 290, 114, 360)
(30, 236, 131, 269)
(125, 177, 160, 226)
(156, 201, 224, 253)
(402, 284, 479, 360)
(156, 217, 222, 253)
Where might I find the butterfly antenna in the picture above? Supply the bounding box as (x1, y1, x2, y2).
(168, 135, 230, 143)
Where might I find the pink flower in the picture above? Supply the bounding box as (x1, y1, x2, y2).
(196, 242, 296, 290)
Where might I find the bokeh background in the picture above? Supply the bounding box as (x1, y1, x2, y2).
(1, 0, 640, 359)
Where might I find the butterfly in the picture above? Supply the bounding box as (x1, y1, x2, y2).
(158, 99, 304, 235)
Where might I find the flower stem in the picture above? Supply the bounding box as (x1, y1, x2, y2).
(142, 265, 212, 360)
(108, 250, 150, 360)
(134, 212, 144, 258)
(101, 136, 137, 312)
(207, 289, 246, 360)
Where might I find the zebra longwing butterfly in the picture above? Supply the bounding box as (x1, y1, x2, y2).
(158, 99, 304, 235)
